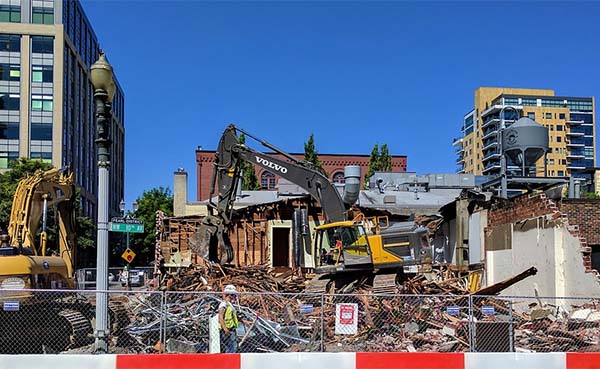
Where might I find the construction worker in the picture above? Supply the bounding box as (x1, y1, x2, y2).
(219, 284, 240, 353)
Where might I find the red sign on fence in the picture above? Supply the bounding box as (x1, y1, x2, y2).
(335, 303, 358, 334)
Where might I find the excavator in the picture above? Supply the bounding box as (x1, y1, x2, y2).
(0, 167, 93, 353)
(195, 124, 432, 293)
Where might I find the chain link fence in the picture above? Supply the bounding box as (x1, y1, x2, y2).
(1, 289, 599, 354)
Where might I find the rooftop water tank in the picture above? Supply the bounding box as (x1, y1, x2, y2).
(502, 117, 549, 167)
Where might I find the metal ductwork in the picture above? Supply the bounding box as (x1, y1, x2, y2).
(342, 165, 361, 206)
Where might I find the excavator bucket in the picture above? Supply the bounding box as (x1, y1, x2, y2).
(191, 220, 234, 264)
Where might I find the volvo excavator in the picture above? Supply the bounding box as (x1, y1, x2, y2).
(195, 124, 432, 293)
(0, 167, 94, 353)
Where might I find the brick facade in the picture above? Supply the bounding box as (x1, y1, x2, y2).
(558, 199, 600, 245)
(485, 192, 599, 276)
(195, 150, 407, 201)
(486, 193, 560, 229)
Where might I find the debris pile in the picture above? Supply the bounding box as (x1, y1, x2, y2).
(101, 263, 600, 354)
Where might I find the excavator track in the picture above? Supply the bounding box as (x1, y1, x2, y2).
(109, 299, 130, 331)
(58, 309, 92, 349)
(371, 274, 398, 295)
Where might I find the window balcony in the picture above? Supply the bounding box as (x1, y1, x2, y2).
(566, 142, 585, 148)
(482, 129, 498, 140)
(481, 104, 523, 118)
(566, 120, 584, 126)
(482, 140, 498, 151)
(566, 131, 585, 137)
(482, 163, 501, 174)
(567, 165, 586, 170)
(566, 153, 585, 159)
(452, 137, 463, 147)
(482, 118, 499, 129)
(483, 151, 501, 161)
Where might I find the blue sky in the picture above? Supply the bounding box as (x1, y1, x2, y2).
(81, 1, 600, 205)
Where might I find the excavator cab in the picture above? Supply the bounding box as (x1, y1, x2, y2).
(314, 221, 373, 274)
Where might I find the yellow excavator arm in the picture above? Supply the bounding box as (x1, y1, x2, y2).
(6, 167, 77, 276)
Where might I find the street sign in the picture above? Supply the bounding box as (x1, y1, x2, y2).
(3, 301, 19, 311)
(446, 306, 460, 315)
(121, 248, 136, 263)
(481, 306, 495, 315)
(110, 217, 144, 233)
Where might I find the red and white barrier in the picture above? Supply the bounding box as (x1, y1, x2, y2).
(2, 352, 600, 369)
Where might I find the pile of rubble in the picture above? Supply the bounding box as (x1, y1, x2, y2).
(107, 263, 600, 353)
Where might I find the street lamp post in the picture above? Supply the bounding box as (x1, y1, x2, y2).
(119, 199, 138, 291)
(91, 52, 116, 353)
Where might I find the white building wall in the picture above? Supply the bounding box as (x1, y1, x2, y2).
(485, 217, 600, 299)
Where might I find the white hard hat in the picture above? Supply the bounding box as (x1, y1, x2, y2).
(223, 284, 238, 294)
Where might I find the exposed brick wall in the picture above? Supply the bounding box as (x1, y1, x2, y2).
(559, 199, 600, 245)
(486, 192, 560, 229)
(196, 150, 408, 201)
(484, 193, 599, 278)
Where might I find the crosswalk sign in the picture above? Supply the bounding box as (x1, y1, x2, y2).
(121, 248, 136, 263)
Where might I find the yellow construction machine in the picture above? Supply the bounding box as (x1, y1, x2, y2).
(197, 124, 433, 293)
(0, 167, 93, 353)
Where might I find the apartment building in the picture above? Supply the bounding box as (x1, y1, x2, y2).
(0, 0, 125, 218)
(455, 87, 595, 184)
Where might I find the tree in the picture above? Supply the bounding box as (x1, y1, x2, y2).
(238, 134, 260, 190)
(0, 158, 53, 230)
(304, 133, 326, 175)
(129, 187, 173, 265)
(379, 144, 392, 172)
(364, 143, 393, 188)
(364, 144, 380, 189)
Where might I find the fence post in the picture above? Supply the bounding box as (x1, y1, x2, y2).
(468, 294, 475, 352)
(160, 291, 166, 352)
(508, 298, 514, 352)
(320, 294, 325, 352)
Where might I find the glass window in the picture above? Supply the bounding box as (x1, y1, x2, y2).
(0, 64, 20, 81)
(32, 71, 43, 82)
(527, 112, 535, 120)
(0, 122, 19, 139)
(0, 34, 20, 52)
(0, 94, 20, 110)
(545, 113, 552, 119)
(31, 36, 53, 54)
(558, 171, 564, 176)
(556, 125, 563, 131)
(32, 7, 54, 25)
(42, 100, 53, 111)
(31, 123, 52, 140)
(260, 171, 276, 190)
(31, 100, 42, 111)
(559, 113, 566, 119)
(0, 5, 21, 23)
(557, 136, 562, 143)
(332, 172, 345, 184)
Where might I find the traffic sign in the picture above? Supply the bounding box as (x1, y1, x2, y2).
(121, 248, 136, 263)
(110, 216, 144, 233)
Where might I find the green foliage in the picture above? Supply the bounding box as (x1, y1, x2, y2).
(379, 144, 392, 172)
(304, 133, 326, 175)
(583, 192, 600, 199)
(238, 134, 260, 190)
(364, 143, 392, 188)
(129, 187, 173, 265)
(0, 158, 53, 230)
(364, 144, 380, 189)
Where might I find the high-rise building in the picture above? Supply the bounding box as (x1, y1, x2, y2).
(454, 87, 595, 183)
(0, 0, 125, 218)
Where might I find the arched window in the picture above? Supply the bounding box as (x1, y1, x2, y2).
(261, 171, 276, 189)
(332, 171, 345, 184)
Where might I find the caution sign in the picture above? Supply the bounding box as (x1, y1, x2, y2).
(335, 303, 358, 335)
(121, 248, 136, 263)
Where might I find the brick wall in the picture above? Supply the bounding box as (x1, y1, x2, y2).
(195, 150, 408, 201)
(559, 199, 600, 245)
(484, 193, 599, 277)
(486, 192, 561, 229)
